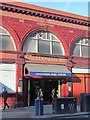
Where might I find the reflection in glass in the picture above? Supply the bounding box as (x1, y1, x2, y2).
(38, 40, 50, 54)
(23, 31, 64, 56)
(71, 38, 90, 58)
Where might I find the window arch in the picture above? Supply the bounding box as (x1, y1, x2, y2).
(0, 26, 15, 51)
(71, 38, 90, 58)
(23, 31, 64, 55)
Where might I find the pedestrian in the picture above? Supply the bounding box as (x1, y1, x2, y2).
(51, 89, 57, 99)
(2, 87, 10, 110)
(51, 89, 57, 114)
(37, 88, 43, 100)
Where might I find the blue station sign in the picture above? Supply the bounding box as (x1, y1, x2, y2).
(30, 72, 72, 77)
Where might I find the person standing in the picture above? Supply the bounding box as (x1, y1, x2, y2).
(51, 89, 57, 99)
(2, 87, 10, 110)
(51, 89, 57, 114)
(37, 88, 43, 100)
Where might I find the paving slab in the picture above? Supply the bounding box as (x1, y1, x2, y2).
(0, 105, 90, 120)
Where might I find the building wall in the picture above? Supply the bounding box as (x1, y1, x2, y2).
(0, 1, 90, 106)
(73, 74, 90, 103)
(1, 16, 88, 54)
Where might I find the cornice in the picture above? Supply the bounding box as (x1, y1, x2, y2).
(0, 2, 90, 27)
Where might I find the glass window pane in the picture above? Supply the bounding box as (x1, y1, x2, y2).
(38, 40, 50, 54)
(71, 44, 80, 56)
(52, 42, 63, 55)
(0, 35, 14, 50)
(81, 38, 88, 45)
(36, 33, 40, 39)
(23, 37, 36, 52)
(88, 39, 90, 45)
(47, 32, 50, 39)
(0, 28, 7, 34)
(89, 46, 90, 57)
(0, 35, 2, 49)
(82, 45, 90, 57)
(37, 32, 44, 39)
(23, 31, 64, 55)
(51, 35, 57, 41)
(71, 38, 90, 58)
(43, 32, 47, 39)
(31, 33, 36, 38)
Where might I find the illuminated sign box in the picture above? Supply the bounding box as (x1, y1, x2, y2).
(30, 72, 72, 77)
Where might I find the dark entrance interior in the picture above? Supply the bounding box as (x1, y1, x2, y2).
(23, 77, 72, 106)
(30, 78, 58, 105)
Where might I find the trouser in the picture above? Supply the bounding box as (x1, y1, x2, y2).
(52, 99, 55, 113)
(3, 99, 9, 109)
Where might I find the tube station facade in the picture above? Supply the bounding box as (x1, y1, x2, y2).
(0, 0, 90, 106)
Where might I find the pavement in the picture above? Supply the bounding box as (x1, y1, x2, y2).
(0, 105, 90, 120)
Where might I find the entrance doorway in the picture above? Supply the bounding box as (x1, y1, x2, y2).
(44, 79, 58, 104)
(23, 77, 72, 106)
(30, 78, 58, 105)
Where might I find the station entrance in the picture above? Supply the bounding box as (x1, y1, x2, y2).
(23, 77, 72, 106)
(23, 63, 72, 106)
(30, 78, 58, 105)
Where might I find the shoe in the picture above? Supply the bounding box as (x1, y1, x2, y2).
(2, 108, 5, 110)
(8, 106, 10, 109)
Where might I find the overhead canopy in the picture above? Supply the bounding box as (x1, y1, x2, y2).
(25, 63, 71, 77)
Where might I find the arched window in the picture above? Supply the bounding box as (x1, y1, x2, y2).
(23, 31, 64, 55)
(0, 26, 15, 51)
(71, 38, 90, 58)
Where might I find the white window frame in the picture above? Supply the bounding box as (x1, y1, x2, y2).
(23, 31, 65, 55)
(72, 38, 90, 57)
(0, 26, 16, 51)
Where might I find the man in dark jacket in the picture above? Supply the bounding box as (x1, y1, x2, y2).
(2, 87, 10, 110)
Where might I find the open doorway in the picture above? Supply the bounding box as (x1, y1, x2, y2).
(30, 78, 58, 105)
(23, 77, 72, 106)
